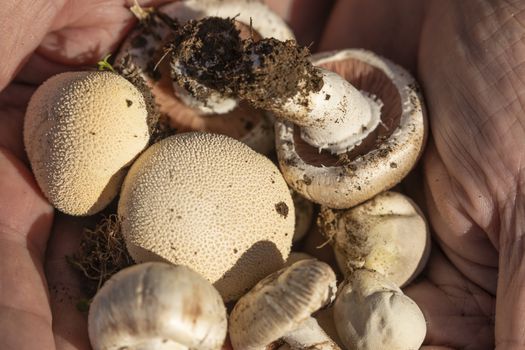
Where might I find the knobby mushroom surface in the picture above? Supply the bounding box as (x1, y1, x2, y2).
(88, 262, 227, 350)
(24, 71, 150, 216)
(118, 132, 294, 301)
(276, 49, 427, 208)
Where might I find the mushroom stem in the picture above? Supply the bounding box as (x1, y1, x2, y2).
(280, 68, 382, 154)
(280, 317, 341, 350)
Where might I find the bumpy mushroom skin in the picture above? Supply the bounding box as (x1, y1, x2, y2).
(318, 191, 430, 287)
(229, 259, 340, 350)
(333, 269, 426, 350)
(88, 262, 227, 350)
(118, 133, 294, 301)
(276, 49, 427, 209)
(24, 71, 150, 216)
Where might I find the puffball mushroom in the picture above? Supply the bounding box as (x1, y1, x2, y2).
(318, 191, 430, 287)
(229, 259, 340, 350)
(275, 49, 427, 208)
(88, 262, 227, 350)
(333, 269, 426, 350)
(118, 132, 294, 301)
(24, 71, 150, 216)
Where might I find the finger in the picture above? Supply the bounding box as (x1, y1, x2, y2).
(424, 141, 498, 294)
(46, 215, 93, 350)
(0, 147, 55, 350)
(0, 0, 65, 91)
(404, 248, 495, 349)
(317, 0, 424, 71)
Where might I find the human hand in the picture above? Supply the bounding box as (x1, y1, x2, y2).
(273, 0, 523, 348)
(0, 1, 172, 349)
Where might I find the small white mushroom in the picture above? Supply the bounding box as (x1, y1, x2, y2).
(333, 269, 426, 350)
(118, 132, 294, 301)
(318, 191, 430, 287)
(88, 262, 227, 350)
(23, 71, 150, 216)
(275, 49, 427, 208)
(229, 259, 340, 350)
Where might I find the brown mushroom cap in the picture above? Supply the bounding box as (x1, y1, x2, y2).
(118, 133, 294, 301)
(275, 49, 427, 209)
(24, 71, 150, 216)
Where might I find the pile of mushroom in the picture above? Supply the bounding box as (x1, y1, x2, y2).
(20, 1, 436, 349)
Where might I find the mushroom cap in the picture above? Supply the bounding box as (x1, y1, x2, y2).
(275, 49, 427, 209)
(229, 259, 337, 350)
(333, 269, 426, 350)
(88, 262, 227, 350)
(319, 191, 430, 287)
(118, 132, 294, 301)
(24, 71, 150, 216)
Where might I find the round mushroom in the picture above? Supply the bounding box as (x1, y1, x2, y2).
(88, 262, 227, 350)
(318, 191, 430, 287)
(118, 132, 294, 301)
(275, 49, 427, 208)
(24, 71, 150, 216)
(333, 269, 426, 350)
(229, 259, 340, 350)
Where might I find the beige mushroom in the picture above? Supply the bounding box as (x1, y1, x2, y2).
(333, 269, 426, 350)
(88, 262, 227, 350)
(118, 132, 294, 301)
(229, 259, 340, 350)
(318, 191, 430, 287)
(275, 49, 427, 208)
(24, 71, 150, 216)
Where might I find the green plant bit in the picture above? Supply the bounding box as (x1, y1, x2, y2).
(97, 54, 115, 73)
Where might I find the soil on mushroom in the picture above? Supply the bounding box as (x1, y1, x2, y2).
(170, 16, 323, 111)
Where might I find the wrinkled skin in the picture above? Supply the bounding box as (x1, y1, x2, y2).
(0, 0, 524, 349)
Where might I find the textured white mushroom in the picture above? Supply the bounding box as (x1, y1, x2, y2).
(24, 71, 150, 216)
(318, 191, 430, 287)
(333, 269, 426, 350)
(276, 49, 427, 208)
(229, 259, 340, 350)
(88, 262, 227, 350)
(118, 132, 294, 301)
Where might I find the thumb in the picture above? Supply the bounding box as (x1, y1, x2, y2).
(0, 147, 55, 349)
